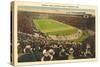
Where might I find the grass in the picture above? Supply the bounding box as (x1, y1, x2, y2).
(73, 31, 90, 42)
(33, 19, 79, 36)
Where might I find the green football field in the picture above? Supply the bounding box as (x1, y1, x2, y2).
(33, 19, 79, 36)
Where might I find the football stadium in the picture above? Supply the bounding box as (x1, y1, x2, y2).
(17, 11, 95, 62)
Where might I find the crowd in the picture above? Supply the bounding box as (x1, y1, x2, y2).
(18, 32, 95, 62)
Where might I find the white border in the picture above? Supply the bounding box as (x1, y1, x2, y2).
(12, 1, 98, 66)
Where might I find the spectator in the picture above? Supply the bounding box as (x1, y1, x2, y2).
(23, 45, 32, 53)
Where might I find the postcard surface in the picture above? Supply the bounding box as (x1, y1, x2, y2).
(11, 1, 97, 66)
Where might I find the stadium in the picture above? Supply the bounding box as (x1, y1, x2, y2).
(17, 10, 95, 62)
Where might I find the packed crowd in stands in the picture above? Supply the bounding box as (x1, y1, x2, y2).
(17, 31, 95, 62)
(16, 12, 95, 62)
